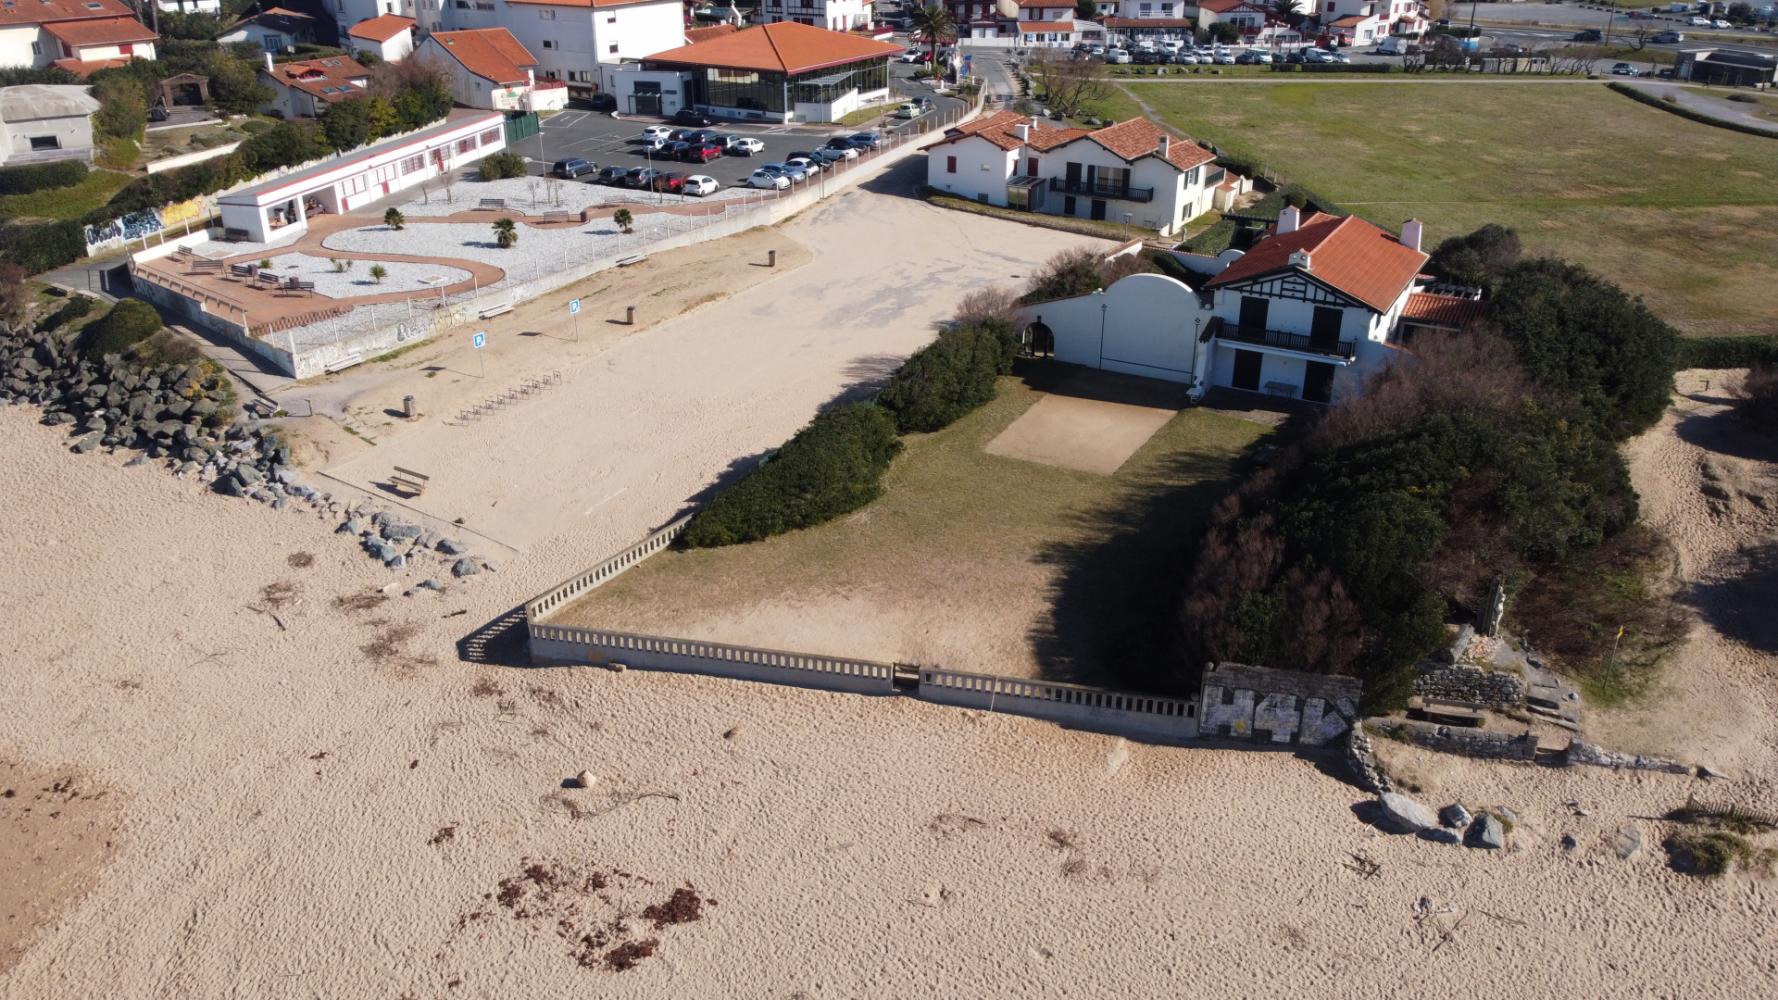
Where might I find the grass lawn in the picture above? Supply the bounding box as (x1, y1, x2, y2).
(560, 370, 1269, 685)
(1120, 80, 1778, 336)
(0, 169, 131, 223)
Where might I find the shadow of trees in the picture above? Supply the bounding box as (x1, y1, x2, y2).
(1689, 541, 1778, 655)
(1675, 403, 1778, 464)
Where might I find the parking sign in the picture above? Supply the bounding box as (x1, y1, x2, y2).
(472, 332, 486, 349)
(568, 298, 580, 315)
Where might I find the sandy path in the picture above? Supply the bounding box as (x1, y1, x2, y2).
(3, 372, 1777, 996)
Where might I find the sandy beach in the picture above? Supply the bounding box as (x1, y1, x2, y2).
(3, 347, 1777, 997)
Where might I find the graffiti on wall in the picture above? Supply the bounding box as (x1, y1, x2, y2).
(1198, 663, 1362, 747)
(83, 197, 212, 256)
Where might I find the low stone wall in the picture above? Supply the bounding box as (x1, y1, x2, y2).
(1564, 740, 1689, 774)
(920, 668, 1199, 742)
(525, 516, 691, 622)
(1413, 662, 1526, 709)
(1198, 663, 1361, 747)
(1345, 726, 1392, 794)
(530, 623, 898, 696)
(1372, 718, 1538, 763)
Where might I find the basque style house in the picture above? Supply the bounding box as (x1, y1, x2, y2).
(438, 0, 687, 101)
(0, 0, 158, 74)
(926, 111, 1238, 237)
(345, 12, 416, 62)
(259, 54, 370, 119)
(1025, 209, 1485, 404)
(417, 26, 568, 111)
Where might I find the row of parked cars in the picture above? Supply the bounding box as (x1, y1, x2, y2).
(550, 159, 723, 197)
(744, 132, 886, 190)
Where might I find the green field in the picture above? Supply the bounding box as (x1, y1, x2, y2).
(1117, 80, 1778, 336)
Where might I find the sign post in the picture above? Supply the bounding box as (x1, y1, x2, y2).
(568, 297, 580, 341)
(472, 330, 486, 378)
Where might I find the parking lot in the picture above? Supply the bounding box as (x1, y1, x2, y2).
(516, 61, 965, 193)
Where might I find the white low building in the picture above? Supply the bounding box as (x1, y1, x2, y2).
(0, 83, 99, 166)
(259, 55, 371, 120)
(219, 8, 325, 54)
(926, 111, 1232, 237)
(346, 13, 416, 62)
(1023, 209, 1485, 404)
(217, 110, 507, 243)
(417, 26, 570, 111)
(758, 0, 873, 32)
(0, 0, 158, 74)
(438, 0, 687, 102)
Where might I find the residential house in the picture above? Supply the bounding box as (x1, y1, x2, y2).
(219, 7, 325, 53)
(1674, 47, 1778, 87)
(1195, 0, 1269, 34)
(1023, 209, 1478, 405)
(926, 111, 1230, 236)
(153, 0, 224, 13)
(0, 0, 158, 73)
(1318, 0, 1425, 45)
(945, 0, 1078, 46)
(346, 12, 416, 60)
(616, 20, 900, 122)
(417, 26, 568, 110)
(259, 54, 369, 119)
(1011, 0, 1077, 46)
(0, 83, 99, 165)
(757, 0, 872, 32)
(438, 0, 687, 101)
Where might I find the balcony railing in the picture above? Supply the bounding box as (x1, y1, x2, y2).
(1219, 325, 1356, 360)
(1047, 177, 1155, 203)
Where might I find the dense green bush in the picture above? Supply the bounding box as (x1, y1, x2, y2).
(1427, 223, 1521, 295)
(36, 294, 95, 333)
(480, 151, 529, 181)
(878, 324, 1010, 434)
(0, 220, 85, 272)
(0, 160, 88, 197)
(1489, 258, 1679, 439)
(77, 299, 163, 359)
(1676, 335, 1778, 370)
(682, 403, 902, 547)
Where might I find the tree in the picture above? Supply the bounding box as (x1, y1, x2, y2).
(493, 217, 518, 248)
(1025, 50, 1113, 118)
(369, 58, 453, 131)
(1726, 2, 1755, 25)
(369, 264, 388, 284)
(91, 75, 149, 142)
(1427, 223, 1521, 295)
(384, 207, 404, 230)
(909, 5, 958, 66)
(1271, 0, 1305, 27)
(321, 96, 377, 152)
(612, 208, 633, 234)
(1205, 22, 1240, 44)
(0, 262, 30, 325)
(200, 48, 273, 115)
(1074, 0, 1099, 21)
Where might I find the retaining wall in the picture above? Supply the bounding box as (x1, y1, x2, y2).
(919, 668, 1200, 742)
(1374, 718, 1538, 763)
(1199, 662, 1361, 747)
(530, 623, 898, 695)
(1414, 663, 1526, 709)
(526, 515, 691, 621)
(146, 142, 241, 175)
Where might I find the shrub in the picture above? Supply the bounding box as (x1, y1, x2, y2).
(1738, 363, 1778, 431)
(96, 137, 137, 170)
(91, 75, 148, 142)
(0, 159, 88, 197)
(0, 220, 85, 273)
(1022, 247, 1108, 303)
(1665, 829, 1758, 877)
(239, 119, 275, 135)
(493, 217, 518, 248)
(384, 207, 404, 230)
(77, 299, 163, 359)
(369, 264, 388, 284)
(479, 150, 528, 181)
(612, 208, 633, 234)
(1427, 223, 1521, 295)
(877, 325, 1007, 434)
(35, 293, 95, 333)
(1676, 335, 1778, 370)
(682, 403, 902, 547)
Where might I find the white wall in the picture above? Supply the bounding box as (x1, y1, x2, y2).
(0, 112, 94, 165)
(600, 0, 687, 62)
(761, 0, 872, 32)
(351, 29, 415, 62)
(0, 25, 41, 69)
(1024, 273, 1209, 384)
(264, 80, 324, 119)
(439, 0, 681, 91)
(416, 35, 531, 109)
(925, 134, 1014, 204)
(65, 40, 158, 64)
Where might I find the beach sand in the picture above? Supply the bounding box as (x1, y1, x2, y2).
(2, 351, 1775, 1000)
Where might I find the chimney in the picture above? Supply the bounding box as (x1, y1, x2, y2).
(1288, 249, 1312, 272)
(264, 51, 274, 74)
(1401, 218, 1423, 253)
(1157, 134, 1170, 159)
(1013, 122, 1031, 144)
(1278, 205, 1300, 235)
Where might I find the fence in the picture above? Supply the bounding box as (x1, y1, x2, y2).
(525, 515, 693, 621)
(919, 668, 1200, 741)
(530, 623, 900, 695)
(504, 112, 541, 145)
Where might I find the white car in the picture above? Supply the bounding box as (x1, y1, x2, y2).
(823, 142, 860, 160)
(1689, 15, 1711, 25)
(893, 102, 923, 119)
(726, 136, 764, 155)
(1107, 48, 1132, 64)
(1214, 50, 1237, 65)
(1712, 18, 1732, 28)
(747, 169, 789, 190)
(784, 155, 822, 174)
(641, 125, 673, 140)
(637, 136, 667, 151)
(683, 174, 720, 196)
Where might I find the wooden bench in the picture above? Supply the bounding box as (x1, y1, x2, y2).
(478, 302, 513, 320)
(478, 198, 507, 212)
(542, 210, 571, 222)
(389, 466, 430, 496)
(189, 259, 224, 274)
(282, 278, 316, 296)
(254, 271, 283, 288)
(615, 253, 648, 268)
(229, 262, 257, 279)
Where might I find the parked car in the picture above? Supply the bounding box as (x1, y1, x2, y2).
(667, 127, 698, 142)
(822, 139, 861, 159)
(662, 140, 692, 159)
(552, 158, 597, 179)
(597, 165, 629, 185)
(683, 141, 724, 163)
(897, 50, 924, 63)
(683, 174, 720, 197)
(1712, 18, 1732, 28)
(1235, 49, 1272, 64)
(588, 92, 617, 111)
(1213, 50, 1237, 65)
(748, 169, 790, 190)
(1106, 48, 1132, 63)
(848, 131, 884, 150)
(1651, 30, 1684, 43)
(726, 136, 764, 155)
(673, 108, 713, 126)
(760, 162, 808, 183)
(1573, 28, 1604, 40)
(784, 154, 823, 173)
(1173, 51, 1200, 64)
(625, 167, 662, 188)
(687, 129, 725, 145)
(650, 171, 686, 194)
(1609, 61, 1638, 75)
(640, 125, 673, 140)
(637, 135, 668, 152)
(893, 102, 923, 119)
(1688, 15, 1711, 26)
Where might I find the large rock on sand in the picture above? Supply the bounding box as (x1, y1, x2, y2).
(1468, 813, 1506, 850)
(1376, 793, 1438, 834)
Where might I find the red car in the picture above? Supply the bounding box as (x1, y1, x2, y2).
(683, 141, 723, 164)
(651, 172, 686, 194)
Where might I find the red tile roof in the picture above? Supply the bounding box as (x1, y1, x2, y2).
(50, 56, 128, 77)
(0, 0, 136, 27)
(346, 13, 415, 43)
(1026, 20, 1075, 31)
(931, 110, 1090, 152)
(644, 20, 904, 75)
(1401, 292, 1487, 330)
(1087, 117, 1216, 171)
(1208, 213, 1429, 314)
(428, 28, 538, 86)
(934, 112, 1216, 172)
(1198, 0, 1267, 12)
(262, 57, 370, 103)
(41, 15, 157, 47)
(1328, 14, 1373, 28)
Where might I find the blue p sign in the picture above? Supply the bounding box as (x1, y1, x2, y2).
(568, 298, 581, 315)
(472, 332, 486, 349)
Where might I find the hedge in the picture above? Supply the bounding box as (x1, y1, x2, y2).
(77, 299, 163, 359)
(1269, 62, 1398, 74)
(479, 150, 528, 181)
(1675, 335, 1778, 370)
(35, 293, 94, 333)
(1606, 81, 1778, 141)
(877, 323, 1017, 434)
(0, 159, 88, 197)
(0, 220, 85, 272)
(681, 403, 902, 547)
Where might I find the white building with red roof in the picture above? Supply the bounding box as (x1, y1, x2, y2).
(0, 0, 157, 73)
(258, 54, 369, 119)
(1019, 208, 1480, 404)
(345, 13, 416, 63)
(417, 26, 568, 111)
(945, 0, 1081, 47)
(758, 0, 873, 33)
(926, 110, 1231, 236)
(438, 0, 687, 102)
(1318, 0, 1426, 45)
(620, 20, 902, 122)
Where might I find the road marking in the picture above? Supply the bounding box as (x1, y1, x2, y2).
(544, 111, 589, 130)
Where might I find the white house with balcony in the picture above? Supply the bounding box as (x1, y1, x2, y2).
(758, 0, 872, 32)
(438, 0, 686, 101)
(417, 26, 568, 110)
(1320, 0, 1425, 44)
(1021, 209, 1486, 403)
(926, 111, 1233, 237)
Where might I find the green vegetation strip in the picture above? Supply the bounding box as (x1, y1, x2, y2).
(1605, 81, 1778, 140)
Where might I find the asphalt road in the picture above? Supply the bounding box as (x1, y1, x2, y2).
(1449, 1, 1778, 58)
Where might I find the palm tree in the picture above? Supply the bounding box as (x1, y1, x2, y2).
(613, 208, 634, 235)
(1271, 0, 1304, 27)
(909, 5, 957, 67)
(369, 264, 388, 284)
(383, 207, 404, 230)
(493, 217, 518, 249)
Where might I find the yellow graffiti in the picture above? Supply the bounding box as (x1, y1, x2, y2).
(160, 197, 207, 227)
